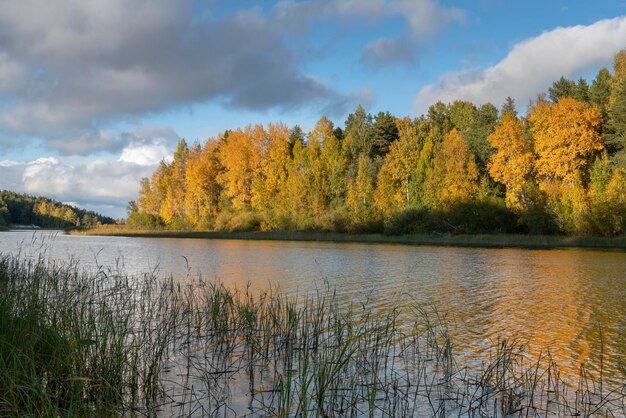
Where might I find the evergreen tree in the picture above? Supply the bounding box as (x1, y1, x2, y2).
(464, 103, 498, 172)
(289, 125, 305, 153)
(590, 68, 612, 119)
(605, 81, 626, 168)
(371, 111, 399, 159)
(548, 76, 576, 102)
(427, 101, 451, 133)
(573, 78, 590, 103)
(605, 49, 626, 169)
(500, 96, 517, 118)
(333, 127, 344, 142)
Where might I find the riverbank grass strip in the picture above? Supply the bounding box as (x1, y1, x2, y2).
(72, 226, 626, 250)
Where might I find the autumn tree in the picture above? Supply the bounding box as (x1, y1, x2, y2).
(374, 117, 423, 215)
(528, 97, 603, 184)
(284, 139, 320, 228)
(152, 162, 173, 223)
(343, 105, 373, 177)
(487, 114, 534, 211)
(185, 140, 221, 225)
(587, 154, 626, 235)
(217, 126, 264, 210)
(448, 100, 476, 132)
(316, 118, 347, 207)
(158, 139, 189, 224)
(346, 154, 378, 229)
(423, 129, 479, 208)
(136, 177, 159, 216)
(608, 49, 626, 109)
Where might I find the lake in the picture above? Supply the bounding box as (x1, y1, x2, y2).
(1, 229, 625, 387)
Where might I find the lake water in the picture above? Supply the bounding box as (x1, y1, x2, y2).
(1, 230, 625, 385)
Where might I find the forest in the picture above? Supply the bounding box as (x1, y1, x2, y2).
(129, 50, 626, 237)
(0, 191, 115, 229)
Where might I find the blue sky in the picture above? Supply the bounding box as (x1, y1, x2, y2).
(0, 0, 625, 218)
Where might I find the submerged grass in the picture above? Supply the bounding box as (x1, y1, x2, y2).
(0, 252, 624, 417)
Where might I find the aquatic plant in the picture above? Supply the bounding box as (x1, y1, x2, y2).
(0, 253, 624, 416)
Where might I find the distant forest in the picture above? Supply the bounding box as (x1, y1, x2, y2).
(129, 50, 626, 236)
(0, 191, 115, 229)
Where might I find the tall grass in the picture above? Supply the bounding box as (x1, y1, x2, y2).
(0, 252, 624, 416)
(0, 253, 180, 416)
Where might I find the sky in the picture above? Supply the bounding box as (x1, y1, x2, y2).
(0, 0, 625, 218)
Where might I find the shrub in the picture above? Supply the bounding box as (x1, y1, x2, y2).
(215, 210, 261, 232)
(384, 200, 520, 235)
(384, 208, 450, 235)
(126, 212, 164, 230)
(445, 200, 520, 234)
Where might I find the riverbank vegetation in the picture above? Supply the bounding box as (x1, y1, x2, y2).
(1, 253, 624, 416)
(128, 50, 626, 237)
(74, 226, 626, 250)
(0, 190, 115, 229)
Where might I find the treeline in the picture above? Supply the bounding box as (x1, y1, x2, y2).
(130, 50, 626, 236)
(0, 191, 115, 229)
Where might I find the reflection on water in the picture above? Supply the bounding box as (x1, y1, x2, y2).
(1, 230, 625, 383)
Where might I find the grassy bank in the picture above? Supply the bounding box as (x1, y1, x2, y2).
(0, 252, 624, 416)
(72, 225, 626, 250)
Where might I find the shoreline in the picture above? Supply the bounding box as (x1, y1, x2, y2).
(70, 227, 626, 250)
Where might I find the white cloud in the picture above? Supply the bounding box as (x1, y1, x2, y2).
(119, 142, 172, 166)
(414, 16, 626, 113)
(0, 160, 21, 167)
(0, 0, 338, 150)
(0, 126, 178, 218)
(8, 157, 154, 217)
(118, 126, 178, 165)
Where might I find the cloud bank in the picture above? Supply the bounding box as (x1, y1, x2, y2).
(0, 0, 462, 156)
(0, 0, 340, 154)
(414, 16, 626, 113)
(0, 127, 178, 217)
(275, 0, 465, 68)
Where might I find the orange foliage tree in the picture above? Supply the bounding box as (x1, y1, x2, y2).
(216, 126, 264, 210)
(424, 128, 479, 208)
(487, 114, 534, 211)
(528, 97, 603, 184)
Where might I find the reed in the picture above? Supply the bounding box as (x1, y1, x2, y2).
(0, 253, 624, 416)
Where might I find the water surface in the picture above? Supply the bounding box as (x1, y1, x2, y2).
(1, 230, 625, 384)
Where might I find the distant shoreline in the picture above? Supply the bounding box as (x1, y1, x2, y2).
(70, 227, 626, 250)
